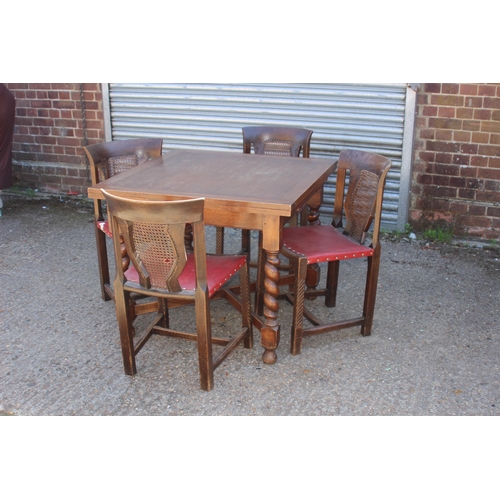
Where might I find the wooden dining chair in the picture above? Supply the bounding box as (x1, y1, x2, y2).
(215, 126, 314, 256)
(235, 126, 322, 315)
(279, 149, 392, 355)
(83, 138, 163, 303)
(102, 190, 253, 391)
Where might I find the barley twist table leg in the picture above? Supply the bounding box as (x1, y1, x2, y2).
(255, 241, 266, 316)
(261, 250, 281, 364)
(307, 202, 321, 226)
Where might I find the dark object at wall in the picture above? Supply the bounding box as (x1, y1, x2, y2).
(0, 84, 16, 190)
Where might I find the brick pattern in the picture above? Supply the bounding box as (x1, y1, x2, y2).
(411, 83, 500, 240)
(5, 83, 104, 195)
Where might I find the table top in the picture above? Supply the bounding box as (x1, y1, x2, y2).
(87, 149, 337, 218)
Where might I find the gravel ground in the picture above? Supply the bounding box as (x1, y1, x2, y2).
(1, 195, 499, 416)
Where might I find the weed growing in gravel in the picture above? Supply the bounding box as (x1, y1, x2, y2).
(422, 227, 454, 244)
(484, 240, 500, 251)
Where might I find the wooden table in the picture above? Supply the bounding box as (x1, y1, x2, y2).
(87, 149, 337, 364)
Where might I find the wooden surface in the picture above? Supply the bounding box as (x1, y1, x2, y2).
(88, 149, 332, 217)
(88, 148, 337, 364)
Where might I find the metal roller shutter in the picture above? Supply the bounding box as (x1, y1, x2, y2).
(103, 83, 416, 230)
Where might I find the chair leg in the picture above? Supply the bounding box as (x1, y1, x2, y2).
(157, 298, 169, 328)
(95, 224, 111, 301)
(114, 283, 137, 375)
(287, 259, 296, 294)
(215, 226, 225, 254)
(241, 229, 251, 255)
(290, 257, 308, 356)
(361, 248, 381, 337)
(195, 291, 214, 391)
(325, 260, 340, 307)
(239, 264, 254, 349)
(305, 263, 321, 298)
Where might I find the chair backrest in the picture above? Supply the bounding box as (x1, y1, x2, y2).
(84, 138, 163, 185)
(332, 149, 391, 247)
(242, 126, 313, 158)
(102, 190, 206, 294)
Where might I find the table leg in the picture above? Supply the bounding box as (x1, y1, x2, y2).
(260, 249, 281, 364)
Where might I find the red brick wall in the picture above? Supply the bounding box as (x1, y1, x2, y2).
(411, 83, 500, 240)
(5, 83, 105, 195)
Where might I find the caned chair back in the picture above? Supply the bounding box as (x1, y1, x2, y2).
(333, 149, 392, 247)
(242, 126, 312, 158)
(102, 192, 206, 295)
(84, 138, 163, 185)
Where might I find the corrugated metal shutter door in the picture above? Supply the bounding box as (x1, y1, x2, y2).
(106, 83, 412, 229)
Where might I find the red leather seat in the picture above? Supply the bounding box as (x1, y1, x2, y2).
(282, 225, 375, 264)
(96, 219, 112, 238)
(125, 252, 247, 297)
